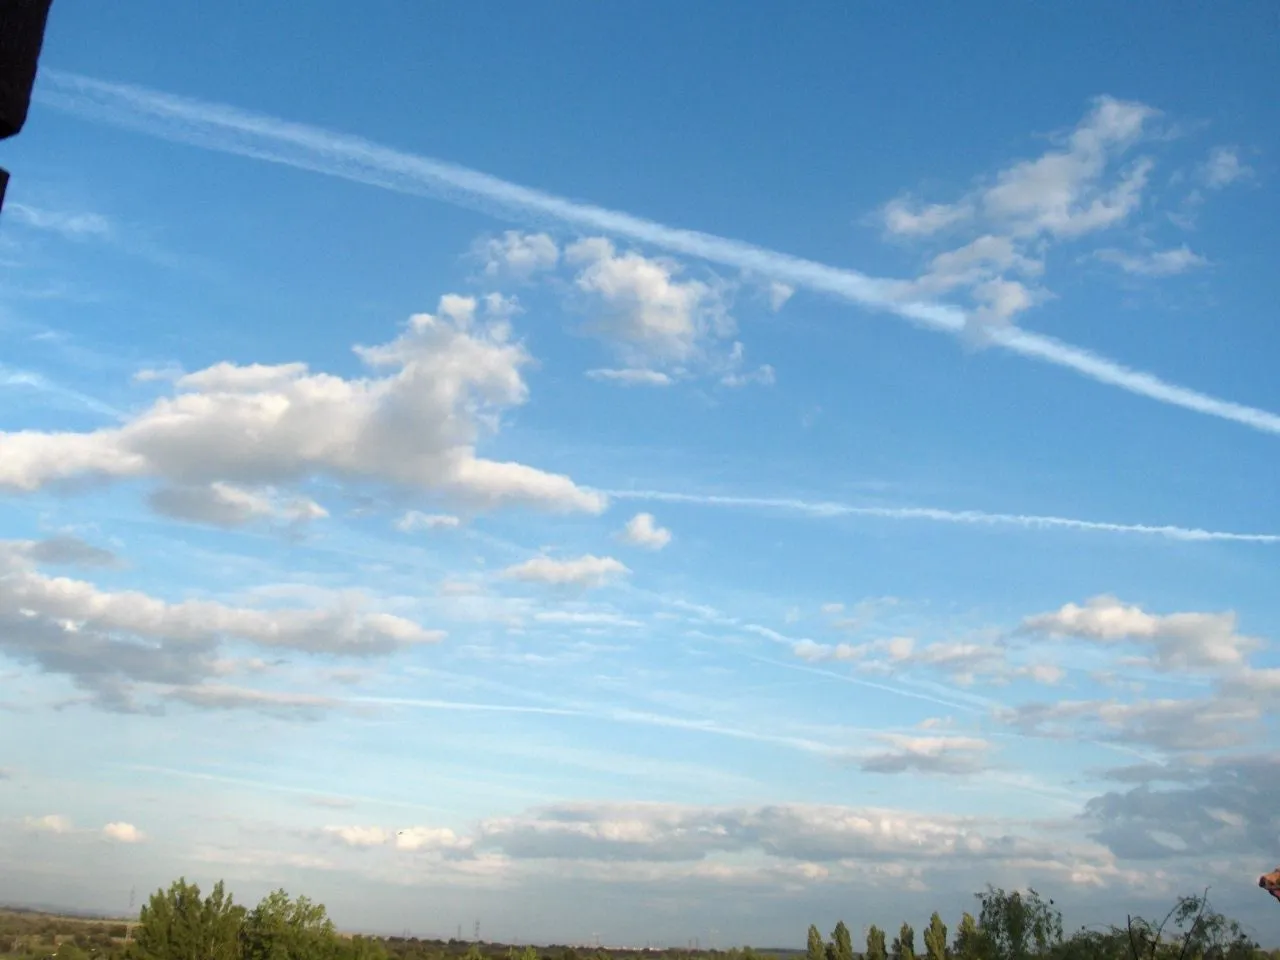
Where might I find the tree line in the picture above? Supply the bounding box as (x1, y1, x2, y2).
(805, 887, 1260, 960)
(1, 879, 1271, 960)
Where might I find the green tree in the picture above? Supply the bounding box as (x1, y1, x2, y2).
(54, 944, 89, 960)
(129, 879, 245, 960)
(240, 889, 337, 960)
(867, 927, 888, 960)
(834, 925, 854, 960)
(808, 927, 826, 960)
(892, 926, 915, 960)
(952, 914, 985, 960)
(1105, 893, 1255, 960)
(974, 888, 1062, 960)
(924, 915, 948, 960)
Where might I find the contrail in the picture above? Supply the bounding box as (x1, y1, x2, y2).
(603, 489, 1280, 543)
(36, 70, 1280, 437)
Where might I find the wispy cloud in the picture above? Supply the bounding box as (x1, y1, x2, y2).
(1094, 245, 1209, 277)
(603, 489, 1280, 544)
(37, 71, 1280, 436)
(0, 363, 122, 419)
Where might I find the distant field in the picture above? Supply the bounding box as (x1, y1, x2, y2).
(0, 906, 801, 960)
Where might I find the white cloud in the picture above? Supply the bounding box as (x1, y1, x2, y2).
(166, 685, 340, 720)
(325, 825, 391, 847)
(884, 97, 1158, 339)
(102, 821, 145, 843)
(6, 204, 112, 240)
(718, 342, 776, 388)
(1094, 245, 1209, 277)
(1003, 696, 1260, 752)
(47, 72, 1280, 437)
(395, 826, 471, 853)
(395, 511, 461, 533)
(474, 801, 1056, 865)
(476, 231, 559, 279)
(321, 824, 472, 854)
(882, 198, 973, 237)
(20, 535, 120, 568)
(768, 282, 795, 311)
(618, 513, 671, 550)
(149, 481, 328, 528)
(585, 368, 673, 387)
(0, 539, 441, 711)
(566, 237, 733, 370)
(24, 814, 72, 834)
(0, 294, 606, 517)
(502, 555, 629, 589)
(1203, 146, 1253, 189)
(1021, 595, 1261, 672)
(981, 97, 1157, 237)
(858, 734, 992, 775)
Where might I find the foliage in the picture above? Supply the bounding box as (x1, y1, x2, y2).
(953, 914, 984, 960)
(893, 925, 916, 960)
(129, 879, 245, 960)
(974, 887, 1063, 960)
(833, 924, 854, 960)
(1115, 893, 1256, 960)
(808, 927, 826, 960)
(867, 927, 889, 960)
(925, 914, 948, 960)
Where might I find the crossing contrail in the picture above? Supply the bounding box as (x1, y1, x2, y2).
(35, 69, 1280, 436)
(603, 489, 1280, 543)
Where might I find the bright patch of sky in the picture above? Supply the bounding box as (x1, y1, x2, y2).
(1, 0, 1278, 948)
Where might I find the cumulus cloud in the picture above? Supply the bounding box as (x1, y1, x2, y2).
(882, 96, 1160, 336)
(982, 97, 1157, 237)
(24, 814, 72, 834)
(858, 734, 992, 775)
(473, 801, 1052, 865)
(102, 821, 145, 843)
(0, 539, 440, 712)
(882, 198, 973, 238)
(325, 825, 391, 848)
(1202, 146, 1253, 189)
(1094, 245, 1209, 277)
(0, 294, 605, 518)
(149, 482, 328, 528)
(395, 511, 461, 533)
(1084, 753, 1280, 861)
(476, 230, 559, 279)
(165, 685, 341, 721)
(20, 535, 120, 568)
(502, 555, 629, 589)
(322, 824, 472, 855)
(1002, 696, 1261, 752)
(1021, 595, 1261, 673)
(564, 238, 762, 385)
(585, 368, 673, 387)
(793, 635, 1018, 687)
(618, 513, 671, 550)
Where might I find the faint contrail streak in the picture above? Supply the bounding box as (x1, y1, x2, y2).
(35, 70, 1280, 436)
(603, 489, 1280, 543)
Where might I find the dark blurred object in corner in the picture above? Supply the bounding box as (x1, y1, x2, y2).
(0, 0, 56, 213)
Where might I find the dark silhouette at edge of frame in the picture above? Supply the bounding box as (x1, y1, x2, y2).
(0, 0, 55, 212)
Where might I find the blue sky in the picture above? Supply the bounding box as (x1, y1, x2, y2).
(2, 0, 1279, 947)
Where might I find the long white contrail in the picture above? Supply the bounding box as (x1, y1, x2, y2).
(35, 70, 1280, 436)
(604, 489, 1280, 543)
